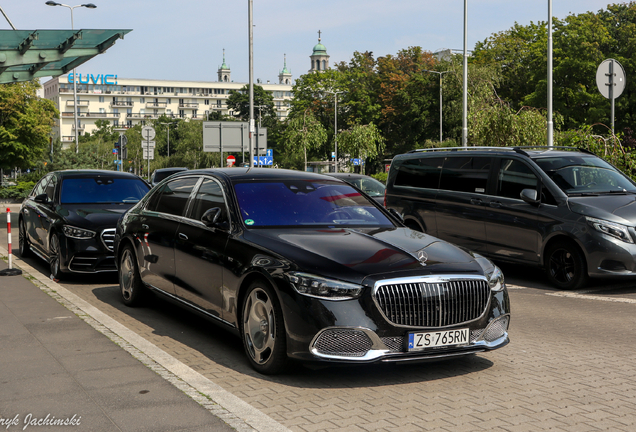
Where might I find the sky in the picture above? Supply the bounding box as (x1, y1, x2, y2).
(2, 1, 618, 85)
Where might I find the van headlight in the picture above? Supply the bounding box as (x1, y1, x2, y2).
(287, 272, 363, 300)
(586, 217, 634, 244)
(62, 225, 96, 239)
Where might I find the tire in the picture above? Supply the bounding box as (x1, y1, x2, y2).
(19, 219, 32, 258)
(49, 233, 64, 280)
(119, 244, 145, 307)
(405, 220, 423, 233)
(240, 280, 287, 375)
(545, 241, 588, 290)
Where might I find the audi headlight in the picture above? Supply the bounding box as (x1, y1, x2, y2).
(486, 265, 505, 292)
(287, 272, 363, 300)
(586, 217, 633, 244)
(62, 225, 96, 239)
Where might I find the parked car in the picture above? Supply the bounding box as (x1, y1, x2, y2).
(385, 146, 636, 290)
(114, 168, 510, 374)
(19, 170, 150, 279)
(150, 167, 188, 186)
(325, 172, 386, 205)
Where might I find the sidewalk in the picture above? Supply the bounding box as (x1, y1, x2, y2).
(0, 256, 236, 431)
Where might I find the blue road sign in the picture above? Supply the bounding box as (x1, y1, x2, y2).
(253, 156, 273, 166)
(113, 149, 118, 154)
(266, 149, 273, 158)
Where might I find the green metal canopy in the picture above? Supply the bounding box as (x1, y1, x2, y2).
(0, 29, 131, 84)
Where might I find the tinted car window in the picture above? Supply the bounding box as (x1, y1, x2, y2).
(45, 175, 57, 201)
(439, 157, 491, 193)
(394, 157, 443, 188)
(496, 159, 538, 199)
(190, 178, 227, 222)
(32, 175, 50, 197)
(153, 177, 199, 216)
(351, 177, 385, 197)
(61, 178, 150, 204)
(234, 179, 393, 227)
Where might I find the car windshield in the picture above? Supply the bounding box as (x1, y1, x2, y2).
(349, 177, 385, 197)
(534, 156, 636, 195)
(234, 179, 393, 227)
(61, 178, 150, 204)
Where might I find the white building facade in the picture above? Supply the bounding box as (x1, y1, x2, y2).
(43, 64, 293, 149)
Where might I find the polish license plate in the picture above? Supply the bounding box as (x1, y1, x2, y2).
(407, 328, 469, 351)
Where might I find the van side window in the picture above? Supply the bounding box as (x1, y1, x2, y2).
(497, 159, 538, 200)
(394, 157, 443, 188)
(439, 157, 491, 193)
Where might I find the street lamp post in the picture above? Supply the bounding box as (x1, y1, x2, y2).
(423, 70, 451, 142)
(159, 122, 177, 158)
(323, 90, 343, 173)
(462, 0, 468, 147)
(46, 1, 97, 154)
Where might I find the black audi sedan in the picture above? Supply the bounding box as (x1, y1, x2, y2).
(114, 168, 510, 374)
(19, 170, 150, 279)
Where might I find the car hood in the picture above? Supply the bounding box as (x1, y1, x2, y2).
(56, 203, 132, 231)
(243, 227, 485, 286)
(568, 194, 636, 225)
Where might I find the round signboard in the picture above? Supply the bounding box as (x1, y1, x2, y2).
(596, 59, 626, 100)
(227, 155, 236, 167)
(141, 125, 156, 140)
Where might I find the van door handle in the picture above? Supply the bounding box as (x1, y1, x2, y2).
(179, 233, 188, 240)
(470, 198, 484, 205)
(489, 201, 502, 208)
(141, 224, 149, 230)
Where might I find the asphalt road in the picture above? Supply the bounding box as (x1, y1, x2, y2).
(2, 215, 636, 431)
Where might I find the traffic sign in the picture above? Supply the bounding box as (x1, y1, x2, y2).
(227, 155, 236, 167)
(253, 156, 273, 166)
(142, 141, 156, 149)
(113, 148, 118, 154)
(596, 59, 626, 99)
(266, 149, 273, 158)
(143, 148, 155, 160)
(141, 126, 156, 140)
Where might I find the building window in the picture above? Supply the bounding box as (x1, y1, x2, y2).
(99, 96, 104, 103)
(322, 60, 326, 70)
(205, 99, 210, 105)
(179, 110, 185, 118)
(140, 97, 145, 103)
(167, 98, 171, 104)
(193, 109, 198, 118)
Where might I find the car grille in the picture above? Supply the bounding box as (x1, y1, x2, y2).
(313, 329, 373, 357)
(101, 229, 116, 251)
(374, 278, 490, 327)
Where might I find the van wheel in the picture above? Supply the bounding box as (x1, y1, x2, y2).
(545, 241, 587, 290)
(405, 221, 423, 233)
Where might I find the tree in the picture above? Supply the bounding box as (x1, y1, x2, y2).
(0, 81, 58, 171)
(226, 85, 276, 123)
(280, 110, 327, 170)
(337, 122, 385, 172)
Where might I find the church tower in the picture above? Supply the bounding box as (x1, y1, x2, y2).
(309, 30, 330, 73)
(279, 54, 292, 85)
(217, 49, 231, 82)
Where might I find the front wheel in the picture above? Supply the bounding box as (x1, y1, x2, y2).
(19, 219, 32, 258)
(49, 233, 64, 280)
(119, 244, 145, 307)
(545, 241, 588, 290)
(241, 281, 287, 375)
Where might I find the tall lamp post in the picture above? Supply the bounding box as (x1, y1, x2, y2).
(159, 122, 177, 158)
(462, 0, 468, 147)
(323, 90, 343, 173)
(46, 1, 97, 154)
(423, 70, 451, 142)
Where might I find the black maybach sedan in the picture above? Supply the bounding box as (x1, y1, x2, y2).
(114, 168, 511, 374)
(19, 170, 150, 279)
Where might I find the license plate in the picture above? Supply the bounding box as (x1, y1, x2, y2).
(407, 328, 469, 351)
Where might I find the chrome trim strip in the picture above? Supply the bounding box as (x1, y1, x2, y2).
(100, 228, 116, 251)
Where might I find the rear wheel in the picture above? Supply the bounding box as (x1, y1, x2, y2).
(119, 244, 145, 307)
(19, 219, 32, 258)
(241, 280, 287, 375)
(545, 241, 588, 290)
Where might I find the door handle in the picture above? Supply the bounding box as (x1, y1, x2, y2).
(489, 201, 502, 208)
(470, 198, 483, 205)
(141, 224, 149, 230)
(178, 233, 188, 240)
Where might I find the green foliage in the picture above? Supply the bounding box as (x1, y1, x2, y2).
(281, 110, 327, 170)
(337, 123, 385, 169)
(0, 181, 35, 201)
(0, 81, 58, 171)
(226, 85, 276, 123)
(370, 172, 387, 183)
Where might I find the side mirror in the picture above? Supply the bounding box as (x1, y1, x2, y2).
(201, 207, 222, 227)
(387, 207, 404, 223)
(520, 188, 540, 205)
(34, 193, 49, 204)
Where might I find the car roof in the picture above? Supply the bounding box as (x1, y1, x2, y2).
(396, 146, 594, 161)
(174, 167, 347, 183)
(153, 167, 188, 173)
(52, 169, 143, 179)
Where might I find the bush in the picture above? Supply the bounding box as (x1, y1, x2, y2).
(371, 172, 388, 183)
(0, 181, 35, 201)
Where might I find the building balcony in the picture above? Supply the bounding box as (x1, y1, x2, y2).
(62, 112, 121, 119)
(111, 101, 134, 107)
(127, 113, 161, 119)
(66, 100, 89, 107)
(178, 103, 199, 109)
(146, 102, 167, 108)
(61, 136, 75, 142)
(71, 124, 85, 131)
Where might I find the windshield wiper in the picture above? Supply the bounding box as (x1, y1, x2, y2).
(567, 192, 600, 197)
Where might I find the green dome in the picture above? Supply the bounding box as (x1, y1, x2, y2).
(313, 42, 327, 55)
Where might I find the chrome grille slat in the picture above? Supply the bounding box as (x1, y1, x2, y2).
(375, 278, 490, 327)
(101, 228, 116, 251)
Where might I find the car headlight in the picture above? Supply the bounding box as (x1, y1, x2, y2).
(487, 265, 505, 292)
(586, 217, 634, 244)
(287, 272, 363, 300)
(62, 225, 96, 239)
